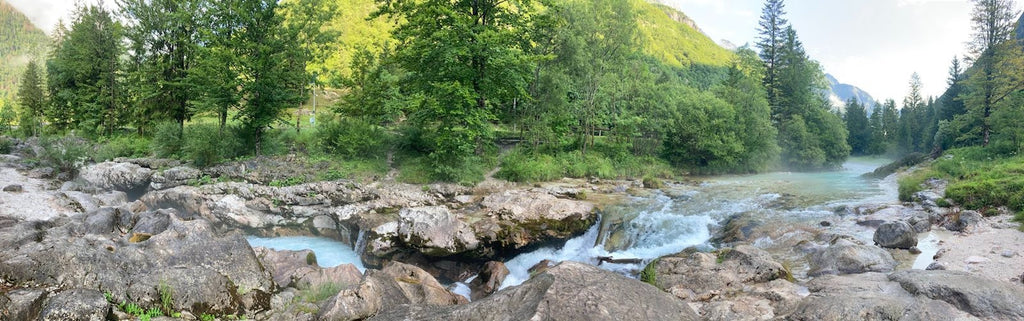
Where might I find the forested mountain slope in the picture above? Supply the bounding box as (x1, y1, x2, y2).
(0, 0, 48, 102)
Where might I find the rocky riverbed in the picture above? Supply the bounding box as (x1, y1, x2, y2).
(1, 141, 1023, 320)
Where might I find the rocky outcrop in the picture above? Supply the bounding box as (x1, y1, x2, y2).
(789, 272, 979, 321)
(76, 161, 153, 193)
(39, 289, 111, 321)
(368, 261, 699, 321)
(806, 236, 897, 276)
(872, 221, 918, 249)
(944, 210, 983, 232)
(468, 261, 509, 300)
(149, 166, 202, 190)
(317, 262, 467, 321)
(0, 288, 47, 320)
(650, 246, 805, 319)
(889, 270, 1024, 320)
(0, 208, 275, 318)
(253, 247, 363, 290)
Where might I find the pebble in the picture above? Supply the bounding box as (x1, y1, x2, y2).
(908, 247, 922, 254)
(2, 184, 22, 192)
(926, 262, 946, 270)
(1002, 250, 1015, 258)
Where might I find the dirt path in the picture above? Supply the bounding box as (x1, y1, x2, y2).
(0, 157, 76, 221)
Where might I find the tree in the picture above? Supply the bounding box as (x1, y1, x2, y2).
(844, 98, 871, 155)
(756, 0, 787, 114)
(375, 0, 538, 180)
(119, 0, 205, 135)
(45, 3, 123, 136)
(232, 0, 312, 154)
(16, 61, 44, 137)
(881, 99, 899, 144)
(961, 0, 1019, 146)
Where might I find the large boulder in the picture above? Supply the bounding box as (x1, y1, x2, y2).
(944, 210, 983, 233)
(39, 289, 111, 321)
(77, 161, 153, 193)
(253, 247, 362, 290)
(873, 221, 918, 249)
(396, 206, 480, 256)
(469, 261, 510, 300)
(788, 273, 979, 321)
(318, 262, 467, 321)
(149, 166, 202, 190)
(0, 210, 275, 318)
(653, 246, 788, 301)
(889, 270, 1024, 320)
(0, 288, 47, 320)
(368, 261, 699, 321)
(807, 237, 897, 276)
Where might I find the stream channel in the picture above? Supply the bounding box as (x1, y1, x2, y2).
(246, 157, 937, 299)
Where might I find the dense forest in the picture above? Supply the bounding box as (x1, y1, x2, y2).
(0, 0, 48, 103)
(2, 0, 948, 184)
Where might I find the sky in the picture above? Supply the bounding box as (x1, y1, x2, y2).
(7, 0, 1023, 103)
(660, 0, 1024, 103)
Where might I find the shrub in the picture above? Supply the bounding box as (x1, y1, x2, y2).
(182, 124, 241, 167)
(152, 121, 183, 158)
(639, 259, 658, 287)
(94, 135, 151, 162)
(316, 117, 391, 159)
(38, 135, 91, 175)
(496, 150, 560, 182)
(0, 136, 13, 154)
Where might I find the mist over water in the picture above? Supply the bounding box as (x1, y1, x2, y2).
(500, 156, 897, 289)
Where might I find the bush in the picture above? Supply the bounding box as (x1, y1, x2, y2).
(182, 124, 241, 167)
(496, 150, 561, 182)
(152, 121, 183, 158)
(38, 135, 91, 175)
(0, 136, 13, 154)
(94, 135, 151, 162)
(316, 117, 391, 159)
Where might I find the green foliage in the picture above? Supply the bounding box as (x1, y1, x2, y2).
(16, 61, 43, 137)
(298, 282, 346, 304)
(182, 124, 241, 168)
(37, 134, 90, 175)
(0, 136, 12, 154)
(0, 2, 49, 103)
(270, 176, 307, 187)
(94, 135, 151, 162)
(201, 314, 216, 321)
(639, 258, 658, 287)
(159, 280, 174, 316)
(638, 2, 734, 68)
(315, 116, 391, 159)
(152, 121, 183, 158)
(46, 3, 124, 135)
(497, 147, 674, 182)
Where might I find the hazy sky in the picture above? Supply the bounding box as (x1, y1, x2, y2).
(9, 0, 1023, 103)
(661, 0, 1024, 103)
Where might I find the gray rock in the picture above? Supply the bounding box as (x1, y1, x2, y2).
(369, 261, 699, 321)
(39, 289, 111, 321)
(149, 166, 202, 190)
(318, 262, 466, 321)
(28, 167, 55, 179)
(77, 161, 154, 192)
(926, 262, 947, 270)
(0, 288, 47, 320)
(890, 270, 1024, 320)
(132, 209, 172, 235)
(907, 212, 933, 233)
(254, 247, 362, 290)
(807, 237, 897, 276)
(469, 261, 510, 301)
(654, 245, 788, 301)
(1002, 250, 1015, 258)
(945, 210, 983, 232)
(396, 206, 480, 256)
(3, 184, 23, 192)
(873, 221, 918, 249)
(789, 273, 979, 321)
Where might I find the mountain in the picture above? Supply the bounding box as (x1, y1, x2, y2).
(0, 0, 49, 102)
(825, 74, 877, 111)
(636, 0, 735, 68)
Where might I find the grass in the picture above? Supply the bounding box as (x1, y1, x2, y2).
(639, 258, 659, 288)
(899, 147, 1024, 230)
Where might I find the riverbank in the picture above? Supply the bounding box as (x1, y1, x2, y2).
(2, 143, 1024, 320)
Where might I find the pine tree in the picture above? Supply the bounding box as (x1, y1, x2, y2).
(16, 61, 44, 137)
(962, 0, 1019, 146)
(756, 0, 788, 116)
(844, 98, 871, 155)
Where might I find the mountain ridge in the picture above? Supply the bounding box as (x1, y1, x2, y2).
(0, 0, 49, 102)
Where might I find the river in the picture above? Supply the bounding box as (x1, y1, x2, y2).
(246, 157, 901, 296)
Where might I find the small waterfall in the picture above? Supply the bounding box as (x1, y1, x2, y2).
(354, 229, 368, 255)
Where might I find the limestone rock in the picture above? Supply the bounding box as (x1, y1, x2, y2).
(469, 261, 510, 300)
(807, 237, 897, 276)
(369, 261, 699, 321)
(873, 221, 918, 249)
(39, 289, 111, 321)
(889, 270, 1024, 320)
(945, 210, 983, 232)
(77, 162, 153, 193)
(396, 206, 480, 256)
